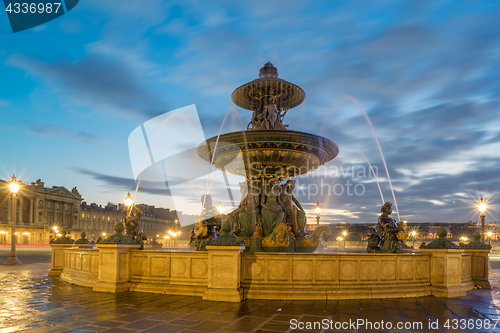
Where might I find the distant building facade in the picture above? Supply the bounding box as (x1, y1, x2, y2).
(0, 178, 180, 244)
(80, 202, 178, 242)
(0, 179, 82, 244)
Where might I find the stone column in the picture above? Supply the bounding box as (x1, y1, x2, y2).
(18, 197, 22, 223)
(203, 245, 245, 302)
(34, 197, 39, 224)
(29, 199, 33, 223)
(465, 249, 491, 289)
(53, 200, 57, 224)
(62, 202, 66, 227)
(420, 248, 469, 297)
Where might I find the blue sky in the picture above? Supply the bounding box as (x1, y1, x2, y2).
(1, 0, 500, 225)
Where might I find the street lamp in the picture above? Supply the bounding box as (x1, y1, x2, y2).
(5, 175, 22, 265)
(217, 202, 223, 214)
(125, 192, 133, 215)
(314, 202, 321, 227)
(487, 231, 493, 245)
(411, 231, 417, 249)
(342, 231, 347, 249)
(478, 197, 487, 241)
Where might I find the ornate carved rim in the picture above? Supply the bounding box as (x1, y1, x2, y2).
(231, 78, 306, 111)
(198, 130, 339, 178)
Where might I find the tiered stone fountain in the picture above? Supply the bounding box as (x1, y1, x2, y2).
(198, 62, 338, 252)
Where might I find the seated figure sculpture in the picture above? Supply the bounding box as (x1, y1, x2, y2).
(260, 177, 285, 237)
(280, 179, 307, 237)
(227, 181, 261, 238)
(189, 194, 221, 251)
(124, 209, 147, 249)
(367, 202, 406, 253)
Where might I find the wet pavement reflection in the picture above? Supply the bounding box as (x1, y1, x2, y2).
(1, 263, 500, 332)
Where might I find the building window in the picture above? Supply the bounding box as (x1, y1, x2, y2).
(56, 203, 60, 210)
(47, 201, 51, 208)
(65, 204, 69, 212)
(47, 216, 52, 224)
(82, 213, 85, 219)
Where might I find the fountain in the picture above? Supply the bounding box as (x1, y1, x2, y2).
(49, 62, 489, 301)
(197, 62, 338, 252)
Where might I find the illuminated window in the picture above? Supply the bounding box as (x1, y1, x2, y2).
(82, 213, 84, 219)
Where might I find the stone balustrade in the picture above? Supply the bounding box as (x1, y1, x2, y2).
(50, 244, 490, 302)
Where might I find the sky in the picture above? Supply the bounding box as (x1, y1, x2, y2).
(1, 0, 500, 226)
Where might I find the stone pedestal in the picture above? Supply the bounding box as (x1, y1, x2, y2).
(49, 244, 74, 277)
(93, 244, 140, 293)
(465, 249, 491, 289)
(420, 249, 470, 297)
(203, 245, 244, 302)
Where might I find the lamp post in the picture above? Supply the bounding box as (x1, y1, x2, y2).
(487, 231, 493, 245)
(314, 202, 321, 227)
(5, 175, 22, 265)
(342, 231, 347, 249)
(478, 197, 487, 242)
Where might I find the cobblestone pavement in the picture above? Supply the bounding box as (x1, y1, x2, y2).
(1, 263, 500, 333)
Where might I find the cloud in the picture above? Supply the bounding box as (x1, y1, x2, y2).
(24, 121, 105, 144)
(7, 53, 168, 120)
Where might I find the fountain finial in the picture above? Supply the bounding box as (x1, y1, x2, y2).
(259, 62, 278, 78)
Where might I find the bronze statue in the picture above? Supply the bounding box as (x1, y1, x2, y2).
(367, 202, 406, 253)
(261, 177, 285, 237)
(228, 181, 261, 238)
(280, 179, 307, 237)
(124, 209, 147, 249)
(190, 194, 222, 251)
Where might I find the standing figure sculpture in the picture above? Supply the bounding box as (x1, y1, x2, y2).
(280, 180, 307, 237)
(261, 177, 285, 237)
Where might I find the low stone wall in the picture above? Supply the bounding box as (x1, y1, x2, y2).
(241, 253, 431, 300)
(52, 245, 487, 302)
(60, 248, 99, 288)
(129, 250, 209, 296)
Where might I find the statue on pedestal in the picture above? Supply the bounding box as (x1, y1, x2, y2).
(124, 209, 147, 249)
(189, 194, 221, 251)
(367, 202, 407, 253)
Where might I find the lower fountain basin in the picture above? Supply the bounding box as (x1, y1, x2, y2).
(198, 130, 339, 178)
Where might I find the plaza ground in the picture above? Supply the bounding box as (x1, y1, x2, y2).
(1, 247, 500, 333)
